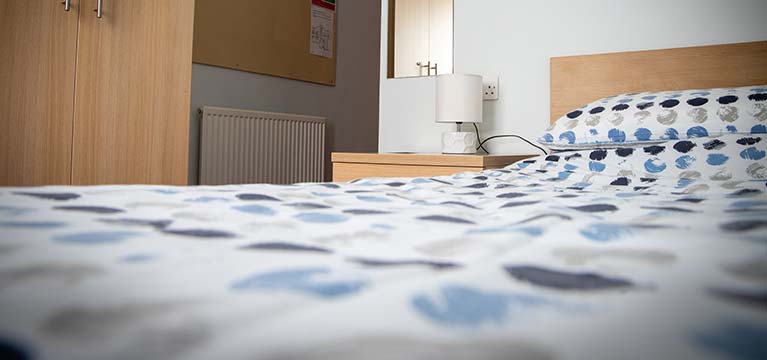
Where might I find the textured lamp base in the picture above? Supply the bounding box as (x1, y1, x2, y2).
(441, 132, 478, 154)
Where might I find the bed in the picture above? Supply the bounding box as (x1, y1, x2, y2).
(1, 42, 766, 360)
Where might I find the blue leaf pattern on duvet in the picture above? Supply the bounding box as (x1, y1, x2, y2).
(559, 131, 576, 144)
(231, 267, 365, 298)
(118, 254, 156, 263)
(739, 147, 765, 160)
(589, 161, 606, 172)
(185, 196, 230, 203)
(412, 286, 553, 327)
(579, 223, 635, 241)
(675, 155, 695, 169)
(608, 129, 626, 142)
(356, 195, 392, 203)
(233, 204, 276, 215)
(295, 213, 349, 223)
(466, 226, 543, 236)
(706, 154, 729, 166)
(644, 158, 667, 173)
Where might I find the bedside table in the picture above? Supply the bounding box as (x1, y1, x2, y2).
(331, 153, 537, 182)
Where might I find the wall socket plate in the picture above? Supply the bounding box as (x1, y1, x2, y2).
(483, 76, 499, 101)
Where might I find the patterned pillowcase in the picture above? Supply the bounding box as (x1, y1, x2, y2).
(540, 85, 767, 150)
(513, 133, 767, 187)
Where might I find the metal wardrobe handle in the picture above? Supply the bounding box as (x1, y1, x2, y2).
(61, 0, 70, 11)
(416, 61, 431, 76)
(95, 0, 102, 18)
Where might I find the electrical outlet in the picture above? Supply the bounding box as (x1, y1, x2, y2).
(483, 77, 499, 101)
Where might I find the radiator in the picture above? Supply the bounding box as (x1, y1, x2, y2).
(198, 106, 325, 185)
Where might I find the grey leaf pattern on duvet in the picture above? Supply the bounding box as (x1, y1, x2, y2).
(504, 265, 635, 290)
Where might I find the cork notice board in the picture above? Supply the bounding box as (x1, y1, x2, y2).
(193, 0, 337, 86)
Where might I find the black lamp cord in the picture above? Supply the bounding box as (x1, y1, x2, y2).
(472, 123, 490, 154)
(472, 123, 548, 155)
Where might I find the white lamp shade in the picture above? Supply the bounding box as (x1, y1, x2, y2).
(435, 73, 483, 124)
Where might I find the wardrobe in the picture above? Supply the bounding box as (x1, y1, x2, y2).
(0, 0, 194, 186)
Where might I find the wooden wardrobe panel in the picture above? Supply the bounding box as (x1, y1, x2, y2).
(0, 0, 79, 186)
(71, 0, 194, 185)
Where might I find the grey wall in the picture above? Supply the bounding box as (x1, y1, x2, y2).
(189, 0, 382, 183)
(378, 0, 767, 154)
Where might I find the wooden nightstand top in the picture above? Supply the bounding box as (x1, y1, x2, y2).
(331, 153, 537, 168)
(330, 153, 538, 182)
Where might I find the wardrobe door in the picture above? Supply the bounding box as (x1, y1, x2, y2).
(0, 0, 80, 185)
(393, 0, 430, 77)
(71, 0, 194, 185)
(428, 0, 452, 75)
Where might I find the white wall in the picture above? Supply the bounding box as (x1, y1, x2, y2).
(379, 0, 767, 154)
(190, 0, 381, 183)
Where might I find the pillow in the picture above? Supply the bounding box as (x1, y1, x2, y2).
(514, 133, 767, 184)
(540, 85, 767, 150)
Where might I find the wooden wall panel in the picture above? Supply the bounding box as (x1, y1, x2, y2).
(550, 41, 767, 124)
(193, 0, 338, 86)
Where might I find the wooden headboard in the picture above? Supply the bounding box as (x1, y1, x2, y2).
(549, 41, 767, 124)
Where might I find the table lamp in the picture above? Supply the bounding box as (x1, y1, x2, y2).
(435, 73, 483, 154)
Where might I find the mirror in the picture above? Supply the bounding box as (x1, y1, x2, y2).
(387, 0, 453, 78)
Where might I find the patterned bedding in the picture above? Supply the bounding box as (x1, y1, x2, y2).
(0, 133, 765, 360)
